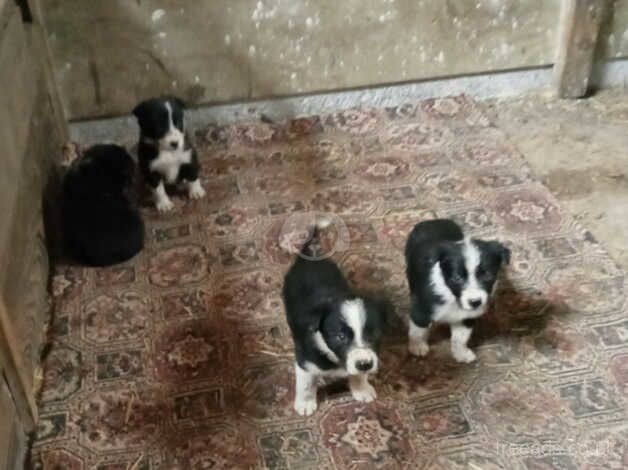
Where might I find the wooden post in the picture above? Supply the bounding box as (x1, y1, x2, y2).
(0, 299, 36, 432)
(554, 0, 607, 98)
(22, 0, 70, 141)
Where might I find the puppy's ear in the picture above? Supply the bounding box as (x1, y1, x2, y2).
(311, 301, 332, 331)
(132, 100, 149, 120)
(489, 241, 511, 266)
(161, 95, 185, 111)
(365, 296, 389, 327)
(502, 246, 511, 266)
(167, 96, 185, 110)
(434, 243, 451, 267)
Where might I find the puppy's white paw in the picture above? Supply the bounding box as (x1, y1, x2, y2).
(351, 381, 377, 403)
(452, 347, 477, 363)
(156, 197, 174, 212)
(294, 397, 317, 416)
(188, 182, 206, 200)
(409, 341, 430, 357)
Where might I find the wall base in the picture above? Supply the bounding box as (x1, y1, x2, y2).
(70, 61, 626, 146)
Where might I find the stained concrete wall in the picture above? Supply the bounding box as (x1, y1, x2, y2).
(0, 1, 67, 467)
(600, 0, 628, 59)
(40, 0, 561, 120)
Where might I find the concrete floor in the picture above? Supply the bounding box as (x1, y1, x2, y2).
(484, 88, 628, 270)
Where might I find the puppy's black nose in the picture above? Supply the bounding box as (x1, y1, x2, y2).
(169, 141, 178, 149)
(355, 360, 373, 372)
(469, 298, 483, 309)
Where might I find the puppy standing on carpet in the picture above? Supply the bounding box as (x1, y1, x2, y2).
(283, 220, 386, 416)
(405, 219, 510, 363)
(133, 96, 205, 212)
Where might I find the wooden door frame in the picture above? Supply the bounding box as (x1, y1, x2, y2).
(0, 298, 36, 432)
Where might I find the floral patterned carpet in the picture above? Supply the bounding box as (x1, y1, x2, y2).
(32, 96, 628, 469)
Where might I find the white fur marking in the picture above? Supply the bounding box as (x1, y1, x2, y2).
(313, 331, 340, 364)
(341, 299, 379, 375)
(294, 363, 317, 416)
(316, 217, 332, 229)
(408, 322, 430, 357)
(346, 348, 378, 375)
(157, 101, 185, 152)
(303, 361, 348, 379)
(460, 238, 488, 311)
(430, 260, 486, 324)
(341, 299, 366, 347)
(349, 374, 377, 402)
(149, 148, 192, 184)
(187, 179, 206, 199)
(450, 323, 476, 363)
(430, 262, 455, 304)
(154, 181, 174, 212)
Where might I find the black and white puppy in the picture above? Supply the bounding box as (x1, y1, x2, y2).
(62, 144, 144, 267)
(133, 97, 205, 212)
(405, 219, 510, 363)
(283, 220, 386, 416)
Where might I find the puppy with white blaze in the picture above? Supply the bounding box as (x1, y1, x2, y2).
(283, 220, 386, 416)
(405, 219, 510, 363)
(133, 96, 205, 212)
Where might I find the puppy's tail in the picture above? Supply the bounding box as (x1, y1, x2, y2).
(300, 217, 332, 259)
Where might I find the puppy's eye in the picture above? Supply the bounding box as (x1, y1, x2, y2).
(335, 332, 347, 342)
(477, 267, 491, 279)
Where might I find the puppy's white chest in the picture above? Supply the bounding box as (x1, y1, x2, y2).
(303, 361, 349, 380)
(433, 301, 485, 324)
(150, 149, 191, 183)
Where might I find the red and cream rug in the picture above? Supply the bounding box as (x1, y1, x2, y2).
(32, 96, 627, 469)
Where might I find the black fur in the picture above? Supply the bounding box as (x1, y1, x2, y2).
(405, 219, 510, 328)
(133, 96, 185, 141)
(133, 96, 201, 189)
(282, 226, 386, 372)
(62, 144, 144, 267)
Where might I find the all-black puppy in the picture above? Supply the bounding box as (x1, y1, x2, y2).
(283, 220, 386, 416)
(62, 144, 144, 267)
(405, 219, 510, 363)
(133, 96, 205, 212)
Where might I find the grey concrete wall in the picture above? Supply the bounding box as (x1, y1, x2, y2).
(600, 0, 628, 59)
(40, 0, 561, 120)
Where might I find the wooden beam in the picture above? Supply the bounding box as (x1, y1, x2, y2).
(554, 0, 607, 98)
(23, 0, 70, 142)
(0, 298, 36, 431)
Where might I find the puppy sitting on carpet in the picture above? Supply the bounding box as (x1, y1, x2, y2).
(405, 219, 510, 363)
(283, 219, 386, 416)
(62, 144, 144, 267)
(133, 96, 205, 212)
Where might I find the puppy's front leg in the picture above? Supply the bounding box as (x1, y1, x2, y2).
(180, 161, 205, 200)
(150, 176, 174, 212)
(349, 374, 376, 403)
(450, 320, 476, 363)
(186, 179, 206, 200)
(294, 363, 318, 416)
(408, 296, 431, 357)
(408, 321, 430, 357)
